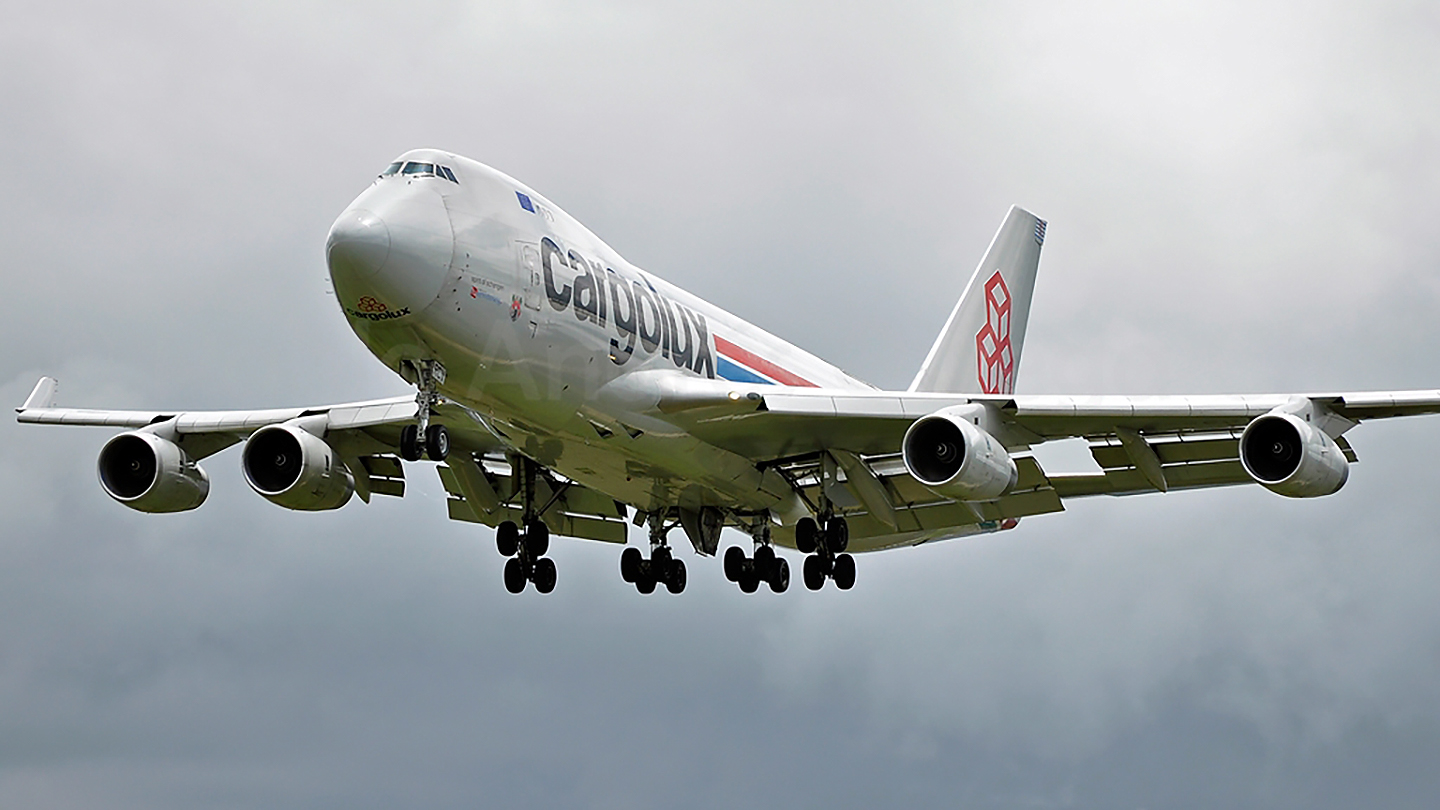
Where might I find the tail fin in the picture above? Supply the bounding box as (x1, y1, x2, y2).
(908, 206, 1046, 395)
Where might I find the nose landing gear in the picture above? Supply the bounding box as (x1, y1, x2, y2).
(620, 514, 687, 594)
(399, 423, 449, 463)
(399, 359, 449, 462)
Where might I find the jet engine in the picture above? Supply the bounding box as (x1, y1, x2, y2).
(241, 424, 354, 511)
(97, 431, 209, 513)
(902, 409, 1018, 501)
(1239, 411, 1349, 498)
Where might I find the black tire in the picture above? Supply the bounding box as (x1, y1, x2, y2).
(399, 424, 422, 462)
(496, 520, 520, 557)
(636, 574, 656, 595)
(503, 558, 526, 593)
(524, 520, 549, 557)
(620, 547, 642, 583)
(769, 557, 790, 593)
(795, 517, 818, 554)
(723, 546, 745, 582)
(833, 553, 856, 590)
(666, 559, 687, 594)
(533, 557, 557, 594)
(825, 516, 849, 553)
(803, 555, 825, 591)
(424, 424, 449, 461)
(754, 544, 776, 573)
(739, 572, 759, 594)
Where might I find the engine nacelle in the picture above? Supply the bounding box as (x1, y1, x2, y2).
(1239, 411, 1349, 498)
(97, 431, 209, 513)
(241, 424, 354, 511)
(902, 409, 1018, 501)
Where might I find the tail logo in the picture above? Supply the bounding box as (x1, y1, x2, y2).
(975, 271, 1014, 395)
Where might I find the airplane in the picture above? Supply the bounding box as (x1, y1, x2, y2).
(18, 148, 1440, 596)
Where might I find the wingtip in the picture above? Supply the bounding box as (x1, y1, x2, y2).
(19, 376, 57, 412)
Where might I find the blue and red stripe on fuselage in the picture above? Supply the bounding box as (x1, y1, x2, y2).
(714, 335, 818, 387)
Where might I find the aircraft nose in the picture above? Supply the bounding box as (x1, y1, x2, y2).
(326, 209, 392, 278)
(326, 188, 454, 322)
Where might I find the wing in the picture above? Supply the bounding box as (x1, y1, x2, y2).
(16, 376, 633, 534)
(17, 376, 427, 440)
(653, 379, 1440, 551)
(14, 376, 469, 504)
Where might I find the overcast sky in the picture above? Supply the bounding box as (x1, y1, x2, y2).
(3, 2, 1440, 808)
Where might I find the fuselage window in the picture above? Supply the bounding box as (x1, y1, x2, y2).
(381, 161, 403, 176)
(440, 166, 459, 183)
(402, 161, 436, 176)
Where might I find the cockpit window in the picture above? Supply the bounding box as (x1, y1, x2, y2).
(385, 160, 459, 183)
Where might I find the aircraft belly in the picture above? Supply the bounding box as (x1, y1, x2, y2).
(481, 412, 791, 515)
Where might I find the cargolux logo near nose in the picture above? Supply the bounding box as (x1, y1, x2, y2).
(975, 271, 1014, 395)
(347, 296, 411, 321)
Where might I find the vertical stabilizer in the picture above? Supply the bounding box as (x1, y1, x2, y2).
(908, 207, 1046, 395)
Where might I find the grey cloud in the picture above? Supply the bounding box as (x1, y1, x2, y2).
(3, 1, 1440, 808)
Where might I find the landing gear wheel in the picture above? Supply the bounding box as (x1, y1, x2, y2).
(665, 559, 687, 594)
(620, 547, 642, 583)
(754, 544, 776, 570)
(424, 424, 449, 461)
(795, 517, 819, 554)
(533, 557, 557, 594)
(524, 520, 550, 557)
(399, 424, 423, 462)
(739, 571, 760, 594)
(803, 555, 825, 591)
(503, 557, 526, 593)
(723, 546, 745, 582)
(833, 553, 856, 590)
(825, 517, 849, 553)
(496, 521, 520, 557)
(636, 572, 657, 595)
(769, 557, 790, 593)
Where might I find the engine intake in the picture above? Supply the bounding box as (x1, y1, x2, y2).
(902, 409, 1017, 501)
(97, 431, 209, 513)
(241, 424, 354, 511)
(1239, 411, 1348, 498)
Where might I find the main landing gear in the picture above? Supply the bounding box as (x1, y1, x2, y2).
(723, 522, 789, 593)
(620, 514, 687, 594)
(495, 457, 557, 594)
(796, 515, 855, 591)
(496, 518, 555, 594)
(399, 360, 449, 462)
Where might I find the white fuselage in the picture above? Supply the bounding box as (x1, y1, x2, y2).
(325, 149, 869, 517)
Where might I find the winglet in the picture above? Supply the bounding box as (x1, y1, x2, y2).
(18, 377, 58, 412)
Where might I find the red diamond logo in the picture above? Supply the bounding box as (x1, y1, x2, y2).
(975, 272, 1014, 395)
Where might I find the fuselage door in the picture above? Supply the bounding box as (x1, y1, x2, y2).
(516, 242, 542, 311)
